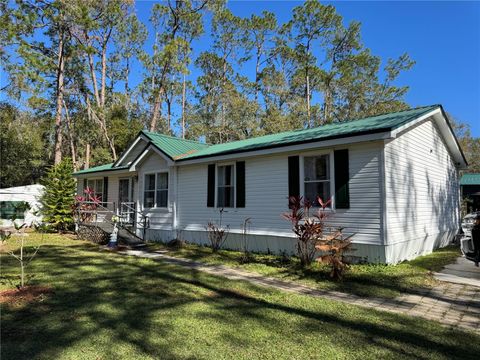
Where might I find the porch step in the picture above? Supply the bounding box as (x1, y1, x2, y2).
(78, 222, 145, 248)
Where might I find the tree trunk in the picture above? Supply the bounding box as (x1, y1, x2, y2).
(305, 41, 312, 128)
(54, 32, 65, 165)
(63, 100, 77, 171)
(306, 73, 311, 127)
(85, 32, 101, 107)
(150, 86, 164, 132)
(166, 97, 172, 133)
(85, 143, 90, 169)
(182, 73, 186, 139)
(125, 58, 130, 100)
(101, 38, 107, 108)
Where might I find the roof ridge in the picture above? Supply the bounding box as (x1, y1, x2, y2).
(142, 130, 208, 146)
(330, 104, 440, 126)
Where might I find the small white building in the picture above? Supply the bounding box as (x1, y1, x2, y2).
(0, 184, 44, 227)
(73, 105, 467, 263)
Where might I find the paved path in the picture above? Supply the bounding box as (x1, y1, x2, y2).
(434, 256, 480, 287)
(119, 249, 480, 333)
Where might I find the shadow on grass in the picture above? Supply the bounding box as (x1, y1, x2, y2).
(147, 242, 462, 299)
(1, 243, 478, 360)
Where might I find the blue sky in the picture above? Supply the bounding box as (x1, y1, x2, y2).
(133, 0, 480, 136)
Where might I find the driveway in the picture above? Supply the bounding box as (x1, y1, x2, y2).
(434, 256, 480, 288)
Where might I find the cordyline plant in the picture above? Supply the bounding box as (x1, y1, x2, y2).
(283, 196, 330, 267)
(283, 196, 355, 275)
(316, 227, 355, 280)
(73, 187, 102, 223)
(205, 208, 230, 252)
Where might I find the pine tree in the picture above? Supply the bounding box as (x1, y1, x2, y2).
(40, 160, 77, 232)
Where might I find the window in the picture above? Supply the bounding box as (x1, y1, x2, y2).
(86, 179, 104, 200)
(217, 165, 235, 208)
(0, 201, 28, 220)
(144, 172, 168, 208)
(304, 154, 331, 206)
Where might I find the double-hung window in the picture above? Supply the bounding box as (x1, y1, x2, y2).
(304, 154, 331, 207)
(217, 165, 235, 208)
(86, 179, 104, 200)
(144, 172, 168, 208)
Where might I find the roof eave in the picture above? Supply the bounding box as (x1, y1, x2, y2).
(176, 129, 392, 165)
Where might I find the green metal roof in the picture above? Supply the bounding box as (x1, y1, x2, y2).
(142, 130, 208, 159)
(178, 105, 440, 161)
(75, 105, 447, 175)
(73, 163, 129, 175)
(460, 174, 480, 186)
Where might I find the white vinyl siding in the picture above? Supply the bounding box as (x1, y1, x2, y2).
(384, 118, 460, 262)
(137, 153, 173, 230)
(177, 142, 383, 244)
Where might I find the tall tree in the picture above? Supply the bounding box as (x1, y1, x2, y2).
(4, 0, 75, 164)
(286, 0, 340, 127)
(146, 0, 209, 133)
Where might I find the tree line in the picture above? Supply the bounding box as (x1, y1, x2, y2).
(1, 0, 478, 188)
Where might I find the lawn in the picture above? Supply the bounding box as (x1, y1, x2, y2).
(1, 232, 478, 360)
(146, 241, 461, 299)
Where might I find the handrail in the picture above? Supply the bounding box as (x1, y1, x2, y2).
(75, 200, 149, 240)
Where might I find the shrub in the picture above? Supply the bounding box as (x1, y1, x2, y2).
(40, 160, 76, 232)
(73, 187, 101, 223)
(283, 195, 355, 277)
(282, 196, 328, 267)
(316, 227, 355, 280)
(205, 209, 229, 252)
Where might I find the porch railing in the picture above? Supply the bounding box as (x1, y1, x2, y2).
(75, 200, 149, 240)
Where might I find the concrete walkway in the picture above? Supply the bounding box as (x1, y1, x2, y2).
(434, 256, 480, 287)
(119, 249, 480, 334)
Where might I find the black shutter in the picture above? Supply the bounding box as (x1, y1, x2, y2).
(236, 161, 245, 208)
(334, 149, 350, 209)
(83, 179, 87, 192)
(207, 164, 215, 207)
(288, 156, 300, 198)
(103, 177, 108, 203)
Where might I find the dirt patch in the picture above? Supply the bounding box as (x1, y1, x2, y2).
(0, 286, 54, 306)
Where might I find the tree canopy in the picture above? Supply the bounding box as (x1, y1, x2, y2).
(1, 0, 477, 186)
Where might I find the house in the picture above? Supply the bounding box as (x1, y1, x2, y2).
(73, 105, 467, 264)
(460, 174, 480, 213)
(0, 184, 44, 227)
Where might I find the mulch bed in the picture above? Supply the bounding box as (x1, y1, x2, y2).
(0, 286, 54, 306)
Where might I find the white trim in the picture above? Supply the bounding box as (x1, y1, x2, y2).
(215, 162, 236, 209)
(142, 171, 169, 210)
(299, 150, 335, 210)
(379, 143, 388, 246)
(74, 170, 133, 178)
(130, 145, 174, 171)
(114, 134, 149, 167)
(390, 109, 440, 137)
(177, 132, 391, 166)
(390, 109, 467, 169)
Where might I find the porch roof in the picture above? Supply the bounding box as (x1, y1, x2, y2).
(73, 163, 129, 175)
(460, 174, 480, 186)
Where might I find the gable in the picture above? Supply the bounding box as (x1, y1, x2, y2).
(115, 137, 149, 167)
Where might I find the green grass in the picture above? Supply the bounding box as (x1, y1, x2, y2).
(1, 232, 477, 360)
(146, 241, 461, 299)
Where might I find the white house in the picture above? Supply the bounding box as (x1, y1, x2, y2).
(73, 105, 467, 263)
(0, 184, 44, 227)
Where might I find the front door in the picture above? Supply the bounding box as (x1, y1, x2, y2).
(119, 178, 134, 225)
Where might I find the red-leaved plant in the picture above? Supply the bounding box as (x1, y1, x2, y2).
(282, 196, 331, 267)
(73, 187, 102, 223)
(283, 195, 355, 278)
